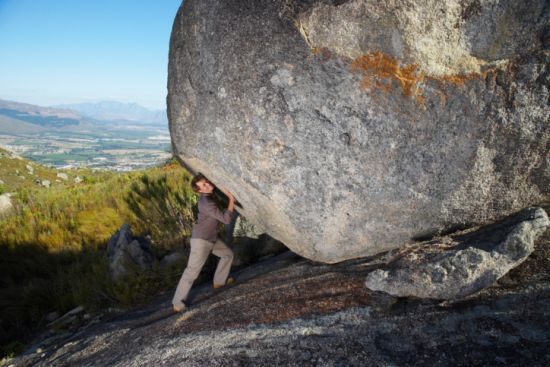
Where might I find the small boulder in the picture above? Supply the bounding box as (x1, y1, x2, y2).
(224, 214, 287, 266)
(233, 215, 266, 240)
(26, 164, 34, 175)
(231, 234, 288, 267)
(107, 224, 155, 281)
(365, 207, 550, 300)
(74, 176, 82, 184)
(57, 172, 69, 181)
(0, 193, 12, 215)
(46, 306, 85, 329)
(160, 252, 185, 266)
(41, 180, 50, 188)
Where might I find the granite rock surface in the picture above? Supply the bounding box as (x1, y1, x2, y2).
(168, 0, 550, 262)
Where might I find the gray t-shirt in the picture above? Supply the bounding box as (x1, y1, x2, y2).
(191, 194, 233, 242)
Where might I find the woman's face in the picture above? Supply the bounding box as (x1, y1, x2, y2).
(196, 179, 214, 194)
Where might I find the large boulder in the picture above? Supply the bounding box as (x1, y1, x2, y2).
(365, 207, 550, 299)
(168, 0, 550, 263)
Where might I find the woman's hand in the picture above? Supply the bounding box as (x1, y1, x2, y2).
(220, 187, 235, 203)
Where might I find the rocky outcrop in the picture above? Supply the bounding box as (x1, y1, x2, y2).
(107, 224, 155, 281)
(56, 173, 68, 181)
(365, 207, 550, 299)
(160, 251, 185, 267)
(168, 0, 550, 263)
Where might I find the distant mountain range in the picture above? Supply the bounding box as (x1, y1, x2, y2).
(0, 99, 84, 129)
(55, 101, 167, 125)
(0, 99, 167, 133)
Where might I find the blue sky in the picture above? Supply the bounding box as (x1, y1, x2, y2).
(0, 0, 182, 110)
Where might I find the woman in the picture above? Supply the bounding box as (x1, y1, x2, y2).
(172, 173, 235, 312)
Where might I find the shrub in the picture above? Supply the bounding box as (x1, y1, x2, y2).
(125, 171, 196, 249)
(36, 222, 66, 250)
(76, 208, 123, 247)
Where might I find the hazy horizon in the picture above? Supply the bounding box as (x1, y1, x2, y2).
(0, 0, 182, 110)
(1, 97, 167, 112)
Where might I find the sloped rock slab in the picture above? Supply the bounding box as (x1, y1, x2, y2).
(11, 238, 550, 367)
(366, 207, 550, 299)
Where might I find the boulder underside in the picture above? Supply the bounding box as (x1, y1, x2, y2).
(168, 0, 550, 262)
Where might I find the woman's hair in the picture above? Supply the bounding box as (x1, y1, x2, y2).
(191, 173, 208, 193)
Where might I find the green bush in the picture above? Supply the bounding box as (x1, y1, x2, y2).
(125, 172, 196, 249)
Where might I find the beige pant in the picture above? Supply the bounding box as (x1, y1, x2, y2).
(172, 237, 234, 307)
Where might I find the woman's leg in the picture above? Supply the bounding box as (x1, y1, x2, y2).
(172, 238, 213, 307)
(211, 238, 234, 287)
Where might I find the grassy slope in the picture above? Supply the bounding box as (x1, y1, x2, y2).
(0, 153, 197, 357)
(0, 146, 108, 193)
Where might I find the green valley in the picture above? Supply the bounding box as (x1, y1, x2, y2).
(0, 99, 171, 171)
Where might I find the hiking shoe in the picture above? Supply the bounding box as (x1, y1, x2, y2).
(213, 277, 235, 289)
(173, 302, 187, 313)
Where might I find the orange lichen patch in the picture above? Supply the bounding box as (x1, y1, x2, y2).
(351, 52, 426, 105)
(435, 72, 481, 86)
(350, 51, 494, 107)
(428, 68, 496, 88)
(426, 68, 496, 106)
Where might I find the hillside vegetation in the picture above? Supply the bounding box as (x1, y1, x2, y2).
(0, 151, 197, 358)
(0, 147, 84, 192)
